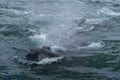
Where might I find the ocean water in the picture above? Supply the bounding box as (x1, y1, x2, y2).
(0, 0, 120, 80)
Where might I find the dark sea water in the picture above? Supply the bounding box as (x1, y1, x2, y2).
(0, 0, 120, 80)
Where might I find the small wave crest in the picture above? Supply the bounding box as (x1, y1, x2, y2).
(51, 45, 66, 53)
(0, 8, 32, 16)
(99, 7, 120, 16)
(76, 25, 95, 32)
(9, 9, 32, 15)
(74, 18, 105, 32)
(85, 18, 109, 25)
(78, 41, 105, 49)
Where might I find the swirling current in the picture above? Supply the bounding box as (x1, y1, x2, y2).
(0, 0, 120, 80)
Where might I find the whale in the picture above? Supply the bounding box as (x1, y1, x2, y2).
(13, 46, 64, 66)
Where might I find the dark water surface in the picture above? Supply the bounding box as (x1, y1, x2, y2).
(0, 0, 120, 80)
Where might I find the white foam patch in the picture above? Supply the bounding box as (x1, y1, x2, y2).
(37, 57, 64, 65)
(78, 41, 105, 49)
(85, 18, 108, 25)
(100, 7, 120, 16)
(87, 42, 104, 48)
(30, 33, 47, 42)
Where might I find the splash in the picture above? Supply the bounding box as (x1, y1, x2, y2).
(29, 32, 48, 46)
(13, 55, 64, 66)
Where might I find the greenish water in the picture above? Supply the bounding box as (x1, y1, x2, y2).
(0, 0, 120, 80)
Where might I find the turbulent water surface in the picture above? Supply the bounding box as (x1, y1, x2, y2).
(0, 0, 120, 80)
